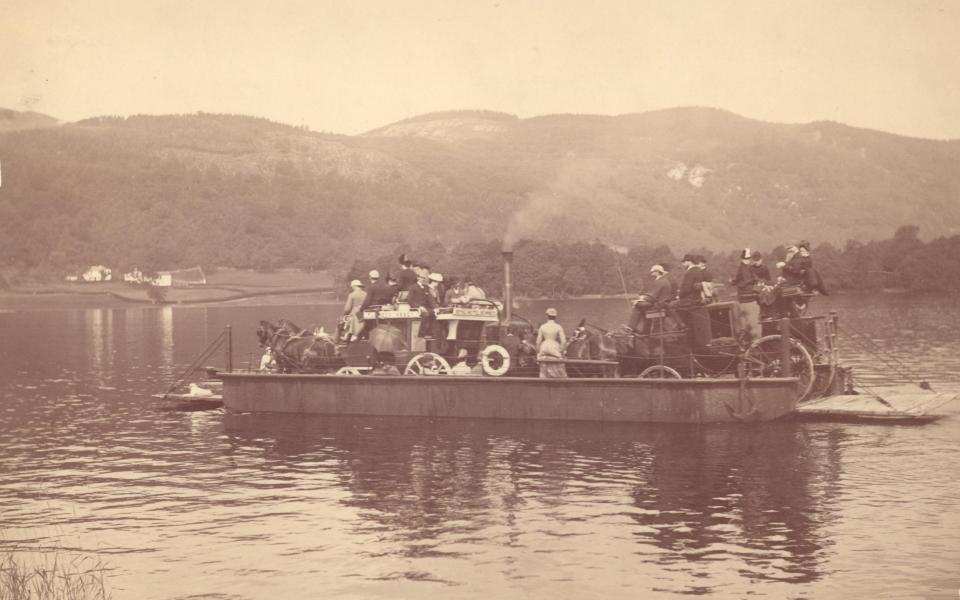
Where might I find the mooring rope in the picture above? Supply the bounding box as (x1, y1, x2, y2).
(837, 323, 932, 391)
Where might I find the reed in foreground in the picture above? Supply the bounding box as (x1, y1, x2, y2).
(0, 552, 111, 600)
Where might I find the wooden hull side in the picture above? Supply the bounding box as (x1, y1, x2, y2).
(220, 374, 799, 424)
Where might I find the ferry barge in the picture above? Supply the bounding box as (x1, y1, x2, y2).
(216, 247, 835, 424)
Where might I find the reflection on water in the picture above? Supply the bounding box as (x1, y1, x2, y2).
(0, 296, 958, 599)
(215, 415, 840, 596)
(159, 305, 173, 375)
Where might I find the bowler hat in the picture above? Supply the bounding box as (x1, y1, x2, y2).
(682, 254, 696, 263)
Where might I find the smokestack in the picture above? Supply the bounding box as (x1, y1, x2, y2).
(502, 249, 513, 323)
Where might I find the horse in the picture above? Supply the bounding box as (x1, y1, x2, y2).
(564, 320, 620, 378)
(256, 320, 341, 373)
(565, 315, 691, 378)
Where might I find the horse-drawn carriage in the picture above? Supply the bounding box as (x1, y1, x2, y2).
(257, 300, 538, 377)
(341, 299, 538, 376)
(566, 296, 839, 401)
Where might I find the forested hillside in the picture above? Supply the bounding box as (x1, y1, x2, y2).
(0, 107, 958, 283)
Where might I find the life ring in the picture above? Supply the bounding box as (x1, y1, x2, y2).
(481, 345, 511, 377)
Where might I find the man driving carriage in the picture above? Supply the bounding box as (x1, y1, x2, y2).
(626, 264, 675, 334)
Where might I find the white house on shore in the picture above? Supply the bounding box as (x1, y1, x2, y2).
(81, 265, 112, 282)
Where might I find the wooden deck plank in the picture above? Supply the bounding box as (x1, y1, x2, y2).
(796, 391, 957, 421)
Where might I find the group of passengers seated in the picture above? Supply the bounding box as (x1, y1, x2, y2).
(625, 240, 827, 343)
(340, 253, 488, 344)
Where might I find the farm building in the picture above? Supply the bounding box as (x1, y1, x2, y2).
(153, 266, 207, 287)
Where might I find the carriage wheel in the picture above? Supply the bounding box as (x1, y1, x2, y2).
(637, 365, 682, 379)
(742, 335, 815, 401)
(404, 353, 452, 376)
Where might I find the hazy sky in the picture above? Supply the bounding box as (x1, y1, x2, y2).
(3, 0, 958, 138)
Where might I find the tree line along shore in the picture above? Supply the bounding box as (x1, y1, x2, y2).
(343, 225, 957, 298)
(0, 225, 953, 310)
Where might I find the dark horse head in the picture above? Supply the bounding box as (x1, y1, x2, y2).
(255, 319, 341, 373)
(564, 319, 619, 377)
(257, 320, 278, 348)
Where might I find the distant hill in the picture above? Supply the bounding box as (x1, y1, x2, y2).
(0, 108, 59, 132)
(0, 107, 958, 277)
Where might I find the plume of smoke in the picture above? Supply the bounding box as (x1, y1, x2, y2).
(502, 191, 564, 252)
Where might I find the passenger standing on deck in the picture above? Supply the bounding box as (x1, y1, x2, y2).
(408, 271, 437, 339)
(793, 241, 827, 294)
(358, 269, 396, 340)
(779, 243, 807, 286)
(362, 271, 395, 309)
(677, 254, 703, 306)
(751, 251, 771, 283)
(731, 248, 761, 341)
(428, 272, 444, 305)
(259, 347, 277, 372)
(777, 241, 818, 316)
(396, 254, 418, 293)
(536, 307, 568, 378)
(696, 255, 717, 303)
(342, 279, 367, 343)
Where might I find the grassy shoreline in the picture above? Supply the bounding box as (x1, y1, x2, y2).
(0, 268, 338, 311)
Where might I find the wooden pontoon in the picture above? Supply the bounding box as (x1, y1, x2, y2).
(220, 372, 800, 424)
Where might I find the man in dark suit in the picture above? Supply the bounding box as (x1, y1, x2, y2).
(407, 272, 437, 339)
(677, 254, 703, 306)
(674, 254, 705, 343)
(396, 254, 418, 293)
(362, 273, 395, 309)
(357, 270, 397, 340)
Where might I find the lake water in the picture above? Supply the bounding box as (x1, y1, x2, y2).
(1, 295, 958, 599)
